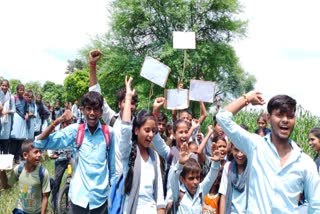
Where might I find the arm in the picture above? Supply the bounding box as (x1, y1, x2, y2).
(89, 49, 102, 87)
(198, 102, 208, 124)
(218, 162, 230, 214)
(197, 125, 214, 163)
(41, 192, 49, 214)
(219, 194, 226, 214)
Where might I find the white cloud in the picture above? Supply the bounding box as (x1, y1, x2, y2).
(233, 0, 320, 116)
(0, 0, 110, 84)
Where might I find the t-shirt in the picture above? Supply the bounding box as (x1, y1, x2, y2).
(202, 193, 219, 214)
(8, 164, 51, 213)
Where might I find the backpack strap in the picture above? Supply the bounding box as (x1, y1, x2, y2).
(109, 115, 118, 127)
(227, 161, 232, 176)
(17, 162, 25, 177)
(17, 163, 44, 188)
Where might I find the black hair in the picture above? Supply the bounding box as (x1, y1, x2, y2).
(1, 79, 9, 86)
(158, 111, 168, 123)
(309, 128, 320, 139)
(81, 91, 103, 109)
(180, 158, 202, 178)
(116, 87, 138, 107)
(124, 109, 157, 194)
(267, 95, 296, 115)
(21, 139, 35, 154)
(16, 83, 24, 92)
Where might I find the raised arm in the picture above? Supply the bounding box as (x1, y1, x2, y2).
(197, 125, 214, 163)
(198, 102, 208, 124)
(89, 49, 102, 87)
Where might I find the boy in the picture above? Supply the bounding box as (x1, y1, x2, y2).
(0, 140, 51, 214)
(33, 91, 116, 214)
(216, 91, 320, 213)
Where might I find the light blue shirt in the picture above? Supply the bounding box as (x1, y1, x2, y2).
(216, 109, 320, 214)
(169, 161, 220, 214)
(33, 122, 116, 209)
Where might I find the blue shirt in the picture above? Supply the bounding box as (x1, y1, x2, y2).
(33, 122, 116, 209)
(216, 109, 320, 214)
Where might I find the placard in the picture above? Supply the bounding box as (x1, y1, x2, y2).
(189, 80, 216, 103)
(0, 154, 14, 170)
(173, 31, 196, 49)
(140, 56, 171, 88)
(164, 89, 189, 110)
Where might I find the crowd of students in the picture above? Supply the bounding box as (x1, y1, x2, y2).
(0, 49, 320, 214)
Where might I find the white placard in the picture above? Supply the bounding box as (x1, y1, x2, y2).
(165, 89, 189, 110)
(189, 80, 216, 103)
(0, 154, 14, 170)
(140, 56, 171, 88)
(173, 31, 196, 49)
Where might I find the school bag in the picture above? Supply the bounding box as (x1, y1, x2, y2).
(108, 174, 125, 214)
(17, 162, 55, 196)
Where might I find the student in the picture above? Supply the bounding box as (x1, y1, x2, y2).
(71, 100, 78, 123)
(219, 143, 249, 214)
(169, 141, 221, 214)
(33, 91, 116, 214)
(0, 140, 51, 214)
(88, 49, 138, 177)
(34, 94, 51, 136)
(10, 84, 29, 163)
(216, 91, 320, 213)
(120, 76, 165, 213)
(26, 90, 37, 140)
(255, 113, 271, 134)
(309, 128, 320, 174)
(0, 79, 15, 154)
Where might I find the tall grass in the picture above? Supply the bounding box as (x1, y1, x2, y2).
(0, 157, 56, 214)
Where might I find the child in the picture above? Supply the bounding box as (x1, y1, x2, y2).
(0, 140, 51, 214)
(120, 76, 165, 213)
(169, 142, 221, 214)
(219, 143, 249, 214)
(33, 91, 116, 214)
(255, 113, 271, 135)
(309, 128, 320, 174)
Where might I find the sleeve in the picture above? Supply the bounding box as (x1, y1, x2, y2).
(218, 162, 230, 195)
(9, 96, 15, 114)
(169, 162, 184, 202)
(155, 154, 166, 209)
(152, 133, 171, 161)
(89, 83, 116, 125)
(119, 121, 133, 174)
(8, 165, 19, 186)
(108, 128, 116, 185)
(33, 124, 78, 150)
(302, 155, 320, 213)
(200, 160, 221, 197)
(42, 168, 51, 193)
(216, 109, 260, 159)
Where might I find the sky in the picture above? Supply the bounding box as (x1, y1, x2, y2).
(1, 0, 320, 116)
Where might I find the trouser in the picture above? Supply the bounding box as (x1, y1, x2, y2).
(51, 159, 68, 209)
(9, 139, 24, 161)
(0, 139, 9, 154)
(70, 200, 108, 214)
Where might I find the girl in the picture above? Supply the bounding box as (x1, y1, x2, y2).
(169, 142, 221, 214)
(309, 128, 320, 174)
(26, 90, 37, 139)
(218, 143, 249, 214)
(10, 84, 28, 163)
(120, 76, 165, 214)
(255, 113, 271, 135)
(0, 79, 15, 154)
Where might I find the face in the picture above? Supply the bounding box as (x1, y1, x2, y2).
(27, 93, 33, 103)
(119, 99, 136, 114)
(36, 95, 42, 103)
(231, 145, 247, 166)
(214, 139, 227, 160)
(181, 171, 200, 197)
(135, 119, 157, 148)
(257, 117, 267, 129)
(179, 112, 192, 123)
(309, 133, 320, 153)
(83, 105, 102, 129)
(174, 122, 189, 149)
(23, 147, 42, 166)
(189, 143, 198, 154)
(157, 120, 167, 136)
(268, 109, 295, 142)
(196, 132, 203, 142)
(17, 86, 25, 97)
(1, 81, 9, 93)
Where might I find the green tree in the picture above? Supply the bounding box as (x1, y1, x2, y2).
(9, 79, 22, 94)
(25, 81, 42, 95)
(65, 58, 86, 74)
(63, 70, 89, 102)
(82, 0, 255, 113)
(42, 81, 65, 105)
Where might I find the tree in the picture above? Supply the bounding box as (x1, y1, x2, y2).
(63, 70, 90, 103)
(9, 79, 22, 94)
(82, 0, 256, 112)
(25, 81, 42, 96)
(65, 58, 86, 74)
(42, 81, 65, 104)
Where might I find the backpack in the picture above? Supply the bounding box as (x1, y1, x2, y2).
(75, 123, 111, 179)
(108, 174, 125, 214)
(17, 163, 55, 197)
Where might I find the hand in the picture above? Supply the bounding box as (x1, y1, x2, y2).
(177, 81, 183, 89)
(210, 144, 221, 162)
(179, 142, 192, 164)
(191, 119, 200, 128)
(153, 97, 165, 112)
(60, 109, 73, 123)
(245, 91, 265, 106)
(207, 125, 213, 133)
(125, 76, 135, 98)
(89, 49, 102, 64)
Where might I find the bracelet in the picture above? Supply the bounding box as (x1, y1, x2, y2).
(242, 94, 249, 106)
(89, 62, 96, 69)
